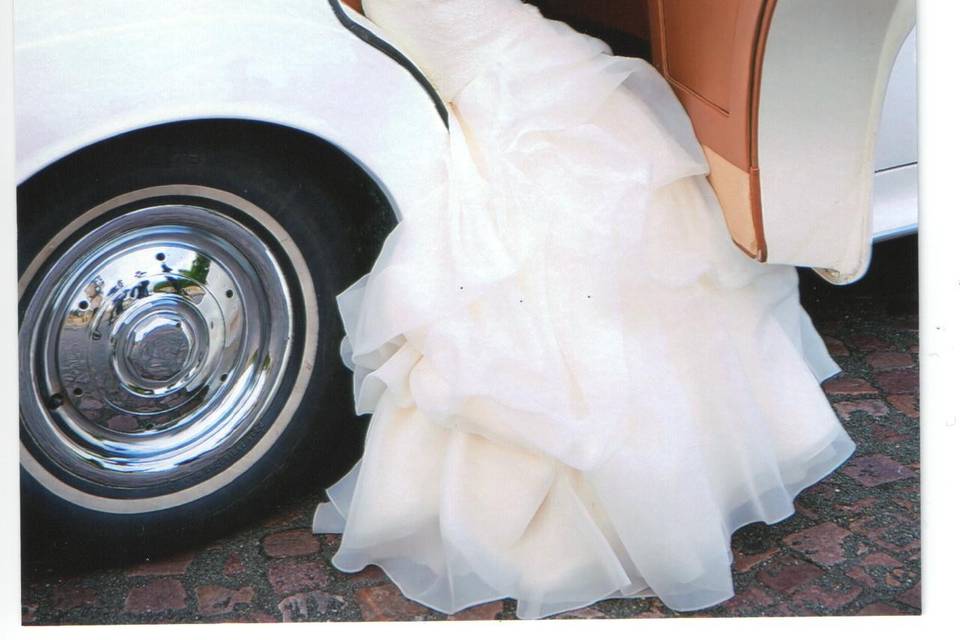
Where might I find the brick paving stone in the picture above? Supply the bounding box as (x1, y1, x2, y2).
(836, 497, 879, 515)
(319, 533, 341, 548)
(123, 578, 188, 614)
(782, 522, 852, 567)
(449, 601, 505, 621)
(196, 584, 255, 616)
(865, 352, 914, 370)
(891, 498, 916, 514)
(874, 370, 919, 395)
(231, 608, 281, 623)
(277, 591, 344, 622)
(822, 336, 849, 357)
(51, 583, 99, 610)
(896, 583, 921, 610)
(845, 552, 904, 589)
(345, 564, 389, 585)
(883, 566, 918, 589)
(756, 557, 825, 594)
(223, 553, 244, 576)
(794, 503, 822, 521)
(631, 601, 670, 618)
(842, 454, 915, 487)
(721, 586, 776, 615)
(856, 602, 909, 615)
(823, 377, 877, 396)
(356, 583, 432, 621)
(891, 491, 919, 514)
(847, 335, 893, 352)
(793, 582, 863, 612)
(887, 394, 919, 418)
(849, 512, 919, 554)
(760, 603, 797, 617)
(262, 529, 321, 558)
(126, 551, 194, 577)
(733, 547, 779, 573)
(263, 509, 305, 529)
(832, 399, 889, 421)
(552, 606, 606, 620)
(267, 560, 329, 595)
(870, 424, 911, 444)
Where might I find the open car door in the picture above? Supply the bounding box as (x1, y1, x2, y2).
(647, 0, 915, 283)
(345, 0, 915, 284)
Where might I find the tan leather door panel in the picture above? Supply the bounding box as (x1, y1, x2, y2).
(648, 0, 777, 260)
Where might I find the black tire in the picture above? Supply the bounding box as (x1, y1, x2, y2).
(18, 120, 393, 561)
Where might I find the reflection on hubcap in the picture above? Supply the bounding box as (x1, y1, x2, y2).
(114, 303, 203, 395)
(124, 311, 195, 384)
(20, 201, 296, 489)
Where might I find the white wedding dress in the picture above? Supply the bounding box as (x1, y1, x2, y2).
(313, 0, 855, 619)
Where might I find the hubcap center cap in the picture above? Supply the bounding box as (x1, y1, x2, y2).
(110, 296, 210, 397)
(126, 312, 193, 383)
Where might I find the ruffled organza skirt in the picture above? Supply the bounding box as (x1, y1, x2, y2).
(313, 2, 854, 619)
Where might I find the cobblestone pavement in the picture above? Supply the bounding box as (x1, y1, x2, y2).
(21, 238, 919, 625)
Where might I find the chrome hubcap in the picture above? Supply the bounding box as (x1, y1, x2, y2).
(21, 200, 297, 489)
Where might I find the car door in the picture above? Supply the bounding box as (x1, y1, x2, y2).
(647, 0, 916, 283)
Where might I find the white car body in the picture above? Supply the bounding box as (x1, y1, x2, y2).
(758, 0, 917, 283)
(872, 27, 919, 242)
(16, 0, 450, 229)
(15, 0, 916, 277)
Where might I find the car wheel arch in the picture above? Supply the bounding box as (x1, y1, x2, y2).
(17, 118, 396, 521)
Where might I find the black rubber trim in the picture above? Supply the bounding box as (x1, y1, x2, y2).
(327, 0, 449, 128)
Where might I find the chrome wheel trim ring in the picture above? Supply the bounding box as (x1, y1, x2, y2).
(19, 186, 318, 513)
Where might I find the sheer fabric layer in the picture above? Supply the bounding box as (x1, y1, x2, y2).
(314, 0, 854, 619)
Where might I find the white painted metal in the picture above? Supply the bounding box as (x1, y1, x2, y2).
(757, 0, 916, 283)
(14, 0, 450, 223)
(871, 27, 918, 244)
(874, 28, 917, 171)
(872, 164, 919, 242)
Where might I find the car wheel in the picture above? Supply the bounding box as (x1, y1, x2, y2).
(18, 122, 388, 548)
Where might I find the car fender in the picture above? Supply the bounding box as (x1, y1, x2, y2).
(757, 0, 916, 283)
(14, 0, 449, 223)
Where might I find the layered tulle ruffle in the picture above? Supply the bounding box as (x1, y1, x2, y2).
(313, 0, 854, 619)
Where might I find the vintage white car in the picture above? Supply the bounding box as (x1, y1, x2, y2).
(16, 0, 916, 536)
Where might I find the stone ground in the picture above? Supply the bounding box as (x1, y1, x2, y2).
(21, 237, 920, 625)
